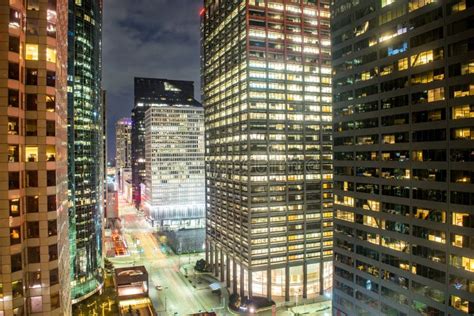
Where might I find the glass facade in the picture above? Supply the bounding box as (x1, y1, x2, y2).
(332, 0, 474, 315)
(202, 0, 333, 301)
(68, 0, 104, 303)
(1, 0, 71, 314)
(143, 104, 205, 229)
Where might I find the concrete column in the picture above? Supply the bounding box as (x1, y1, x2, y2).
(209, 242, 214, 268)
(233, 259, 238, 294)
(205, 240, 209, 263)
(220, 249, 225, 282)
(248, 269, 253, 299)
(319, 261, 324, 295)
(267, 267, 272, 300)
(214, 247, 219, 277)
(226, 254, 231, 287)
(285, 265, 290, 302)
(303, 262, 307, 299)
(240, 265, 245, 299)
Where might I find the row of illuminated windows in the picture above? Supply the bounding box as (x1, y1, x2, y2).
(334, 128, 474, 146)
(249, 29, 324, 45)
(336, 206, 473, 229)
(25, 44, 57, 62)
(249, 71, 331, 84)
(8, 145, 56, 163)
(249, 91, 332, 103)
(336, 166, 474, 184)
(249, 81, 331, 93)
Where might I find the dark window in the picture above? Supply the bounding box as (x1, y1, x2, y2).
(27, 221, 40, 238)
(26, 119, 37, 136)
(26, 196, 39, 213)
(11, 254, 22, 273)
(47, 170, 56, 186)
(28, 247, 40, 264)
(8, 89, 19, 107)
(26, 171, 38, 187)
(48, 220, 57, 236)
(50, 268, 59, 285)
(9, 172, 20, 190)
(26, 94, 37, 111)
(9, 63, 19, 80)
(49, 244, 58, 261)
(47, 195, 56, 212)
(46, 71, 55, 87)
(26, 69, 38, 85)
(46, 121, 55, 136)
(9, 36, 19, 52)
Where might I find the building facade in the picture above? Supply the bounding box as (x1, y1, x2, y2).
(143, 104, 205, 230)
(131, 78, 201, 209)
(115, 117, 132, 170)
(1, 0, 71, 314)
(115, 117, 131, 193)
(332, 0, 474, 315)
(201, 0, 333, 302)
(67, 0, 104, 303)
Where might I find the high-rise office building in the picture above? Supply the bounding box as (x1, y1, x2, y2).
(115, 117, 132, 170)
(1, 0, 71, 314)
(201, 0, 333, 302)
(332, 1, 474, 315)
(131, 78, 201, 209)
(67, 0, 104, 303)
(143, 103, 205, 230)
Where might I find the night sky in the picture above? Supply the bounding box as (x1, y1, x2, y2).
(103, 0, 202, 161)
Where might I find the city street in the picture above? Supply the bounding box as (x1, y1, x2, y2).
(109, 197, 225, 315)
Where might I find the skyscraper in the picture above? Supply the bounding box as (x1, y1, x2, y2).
(131, 78, 201, 209)
(143, 103, 205, 230)
(1, 0, 71, 314)
(332, 1, 474, 315)
(67, 0, 104, 303)
(115, 117, 132, 170)
(201, 0, 333, 302)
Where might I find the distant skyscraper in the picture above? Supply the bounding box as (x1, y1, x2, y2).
(1, 0, 71, 314)
(67, 0, 104, 303)
(332, 1, 474, 315)
(115, 118, 132, 170)
(143, 102, 205, 230)
(201, 0, 333, 301)
(131, 78, 201, 209)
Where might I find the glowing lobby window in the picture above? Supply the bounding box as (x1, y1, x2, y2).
(25, 44, 38, 60)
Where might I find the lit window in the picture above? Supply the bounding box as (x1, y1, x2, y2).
(46, 48, 56, 63)
(25, 44, 38, 60)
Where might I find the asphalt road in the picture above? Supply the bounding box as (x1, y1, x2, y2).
(110, 197, 224, 315)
